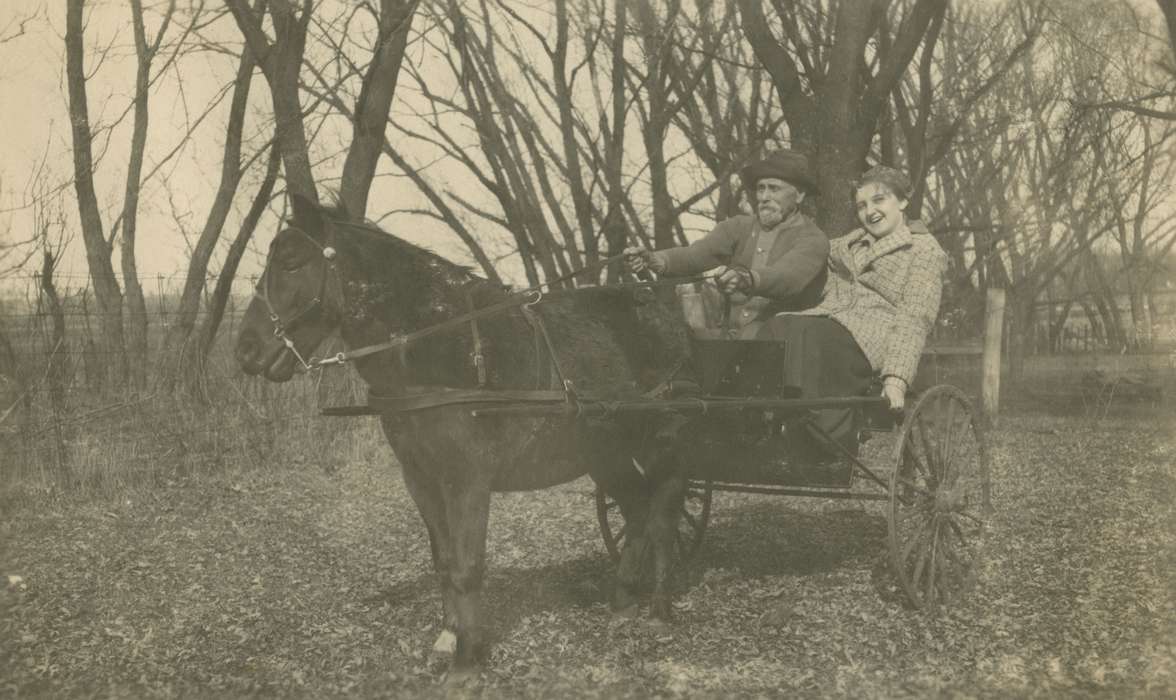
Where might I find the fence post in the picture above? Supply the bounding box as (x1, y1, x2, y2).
(982, 287, 1006, 423)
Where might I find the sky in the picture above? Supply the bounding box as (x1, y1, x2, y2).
(3, 0, 1174, 302)
(0, 0, 511, 299)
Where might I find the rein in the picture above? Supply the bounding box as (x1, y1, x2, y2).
(308, 247, 680, 370)
(257, 220, 714, 372)
(312, 288, 546, 368)
(310, 272, 709, 370)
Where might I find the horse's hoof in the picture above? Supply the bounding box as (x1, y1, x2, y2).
(432, 629, 457, 656)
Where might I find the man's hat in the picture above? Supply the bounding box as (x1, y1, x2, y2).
(741, 149, 817, 194)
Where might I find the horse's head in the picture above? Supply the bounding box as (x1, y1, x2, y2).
(235, 193, 344, 382)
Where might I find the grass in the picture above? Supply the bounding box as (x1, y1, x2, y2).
(1, 407, 1173, 698)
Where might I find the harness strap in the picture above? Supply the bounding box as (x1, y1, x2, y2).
(519, 303, 574, 399)
(465, 286, 487, 387)
(366, 386, 577, 414)
(311, 271, 726, 370)
(314, 289, 542, 367)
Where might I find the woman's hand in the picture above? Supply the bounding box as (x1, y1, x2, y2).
(623, 247, 666, 275)
(882, 376, 907, 411)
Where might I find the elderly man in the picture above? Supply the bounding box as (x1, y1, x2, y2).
(624, 150, 828, 339)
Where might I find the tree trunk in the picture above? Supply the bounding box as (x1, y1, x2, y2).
(225, 0, 317, 201)
(338, 0, 417, 218)
(163, 42, 258, 385)
(194, 141, 282, 377)
(39, 250, 71, 485)
(65, 0, 126, 386)
(120, 0, 160, 391)
(602, 0, 629, 283)
(739, 0, 947, 234)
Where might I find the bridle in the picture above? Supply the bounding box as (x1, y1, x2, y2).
(253, 225, 339, 371)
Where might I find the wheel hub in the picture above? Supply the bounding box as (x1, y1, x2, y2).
(934, 483, 965, 513)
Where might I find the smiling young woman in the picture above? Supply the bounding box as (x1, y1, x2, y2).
(855, 180, 908, 239)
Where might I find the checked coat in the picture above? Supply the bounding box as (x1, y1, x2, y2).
(791, 221, 947, 387)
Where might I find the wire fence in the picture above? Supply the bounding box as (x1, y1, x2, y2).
(2, 271, 1173, 503)
(0, 271, 380, 503)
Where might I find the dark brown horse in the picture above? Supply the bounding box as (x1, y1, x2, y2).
(235, 194, 692, 674)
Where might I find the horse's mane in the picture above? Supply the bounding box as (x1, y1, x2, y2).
(315, 203, 480, 285)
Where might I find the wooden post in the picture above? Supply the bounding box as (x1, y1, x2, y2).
(982, 287, 1006, 422)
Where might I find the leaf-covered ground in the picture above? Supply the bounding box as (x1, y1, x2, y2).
(2, 412, 1174, 698)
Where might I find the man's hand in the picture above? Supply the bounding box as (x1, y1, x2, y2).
(623, 246, 666, 275)
(882, 376, 907, 411)
(715, 265, 755, 295)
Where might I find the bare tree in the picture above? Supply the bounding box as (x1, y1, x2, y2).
(225, 0, 318, 200)
(65, 0, 128, 386)
(195, 140, 283, 376)
(736, 0, 948, 232)
(337, 0, 420, 217)
(383, 0, 768, 287)
(118, 0, 178, 388)
(161, 10, 262, 382)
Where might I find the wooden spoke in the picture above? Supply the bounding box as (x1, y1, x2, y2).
(893, 475, 933, 499)
(901, 518, 934, 570)
(895, 504, 931, 530)
(939, 396, 958, 479)
(945, 516, 979, 559)
(924, 523, 941, 607)
(908, 528, 932, 596)
(914, 412, 940, 484)
(905, 428, 932, 479)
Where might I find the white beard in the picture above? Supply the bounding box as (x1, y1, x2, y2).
(757, 207, 785, 229)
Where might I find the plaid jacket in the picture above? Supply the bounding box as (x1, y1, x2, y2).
(790, 221, 947, 386)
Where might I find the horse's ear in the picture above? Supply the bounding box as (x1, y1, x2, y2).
(289, 192, 324, 232)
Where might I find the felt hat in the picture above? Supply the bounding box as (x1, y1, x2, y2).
(740, 149, 817, 193)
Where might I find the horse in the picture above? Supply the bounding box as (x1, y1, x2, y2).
(234, 194, 693, 675)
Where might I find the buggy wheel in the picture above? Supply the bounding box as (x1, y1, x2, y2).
(595, 480, 712, 565)
(888, 385, 991, 610)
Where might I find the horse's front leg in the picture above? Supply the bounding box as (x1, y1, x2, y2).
(643, 417, 691, 623)
(396, 457, 458, 655)
(592, 455, 653, 616)
(647, 470, 686, 622)
(610, 478, 651, 616)
(443, 476, 492, 675)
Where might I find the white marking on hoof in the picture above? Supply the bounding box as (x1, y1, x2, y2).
(432, 629, 457, 656)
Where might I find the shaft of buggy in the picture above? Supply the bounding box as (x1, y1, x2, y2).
(469, 395, 887, 418)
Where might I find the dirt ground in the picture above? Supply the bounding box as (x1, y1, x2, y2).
(2, 410, 1174, 698)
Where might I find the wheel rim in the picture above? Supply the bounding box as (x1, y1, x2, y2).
(595, 481, 712, 567)
(888, 385, 990, 610)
